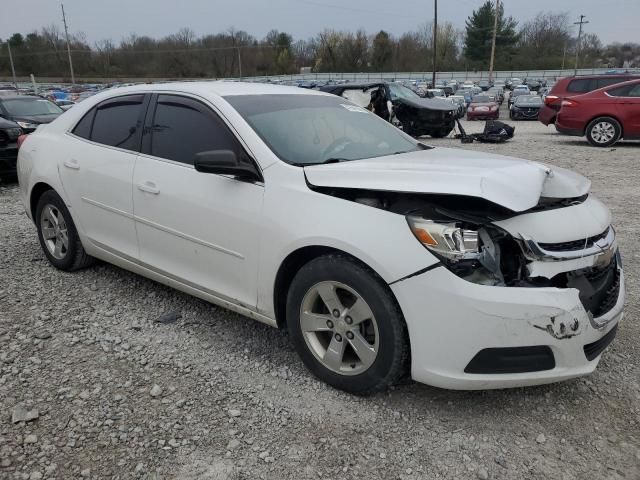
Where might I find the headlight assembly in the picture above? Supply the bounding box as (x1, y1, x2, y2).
(16, 121, 38, 130)
(406, 216, 480, 261)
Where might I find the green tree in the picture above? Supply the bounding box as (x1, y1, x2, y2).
(371, 30, 393, 71)
(463, 1, 518, 68)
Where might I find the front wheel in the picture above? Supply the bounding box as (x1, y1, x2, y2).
(35, 190, 94, 271)
(586, 117, 622, 147)
(286, 254, 409, 395)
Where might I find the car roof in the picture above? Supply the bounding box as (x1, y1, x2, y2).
(92, 81, 332, 98)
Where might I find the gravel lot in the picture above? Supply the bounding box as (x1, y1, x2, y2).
(1, 107, 639, 480)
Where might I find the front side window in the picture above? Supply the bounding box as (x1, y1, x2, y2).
(608, 83, 640, 97)
(225, 94, 421, 166)
(90, 95, 145, 151)
(149, 95, 240, 165)
(596, 77, 628, 89)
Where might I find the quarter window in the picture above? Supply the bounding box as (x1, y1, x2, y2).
(149, 95, 240, 165)
(72, 110, 93, 139)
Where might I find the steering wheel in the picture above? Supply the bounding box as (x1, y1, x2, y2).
(320, 137, 352, 160)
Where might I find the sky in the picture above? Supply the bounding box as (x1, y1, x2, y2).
(1, 0, 638, 45)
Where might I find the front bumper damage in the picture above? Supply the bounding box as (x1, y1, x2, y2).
(391, 196, 624, 390)
(392, 261, 623, 389)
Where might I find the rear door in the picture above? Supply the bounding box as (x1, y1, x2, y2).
(61, 94, 149, 258)
(133, 93, 264, 308)
(610, 83, 640, 137)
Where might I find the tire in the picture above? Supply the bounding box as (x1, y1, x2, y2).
(286, 254, 409, 395)
(430, 128, 450, 138)
(35, 190, 94, 271)
(586, 117, 622, 147)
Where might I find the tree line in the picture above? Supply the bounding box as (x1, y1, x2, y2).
(0, 1, 638, 81)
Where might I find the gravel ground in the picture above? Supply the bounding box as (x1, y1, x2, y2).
(1, 107, 639, 480)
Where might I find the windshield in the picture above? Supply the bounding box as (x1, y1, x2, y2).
(515, 95, 543, 106)
(387, 83, 421, 101)
(225, 94, 421, 166)
(471, 96, 492, 103)
(2, 98, 63, 116)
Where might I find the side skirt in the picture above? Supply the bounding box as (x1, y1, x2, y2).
(86, 240, 278, 328)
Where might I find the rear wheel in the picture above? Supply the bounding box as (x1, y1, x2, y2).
(286, 254, 409, 395)
(35, 190, 94, 271)
(586, 117, 621, 147)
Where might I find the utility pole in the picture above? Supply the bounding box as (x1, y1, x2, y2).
(61, 3, 75, 85)
(431, 0, 437, 88)
(237, 46, 242, 79)
(573, 15, 588, 76)
(561, 42, 567, 70)
(488, 0, 499, 83)
(6, 41, 19, 91)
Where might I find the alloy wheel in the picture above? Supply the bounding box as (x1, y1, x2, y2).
(590, 121, 616, 144)
(40, 204, 69, 260)
(299, 281, 379, 375)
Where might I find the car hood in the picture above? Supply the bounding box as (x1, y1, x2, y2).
(12, 114, 60, 125)
(304, 148, 590, 212)
(396, 97, 456, 112)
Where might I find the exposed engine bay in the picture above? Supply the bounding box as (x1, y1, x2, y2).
(312, 185, 620, 319)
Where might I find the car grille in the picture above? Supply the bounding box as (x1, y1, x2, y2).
(567, 255, 620, 319)
(583, 324, 618, 361)
(589, 265, 621, 318)
(538, 228, 610, 252)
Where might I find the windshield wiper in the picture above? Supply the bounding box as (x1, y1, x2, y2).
(294, 158, 350, 167)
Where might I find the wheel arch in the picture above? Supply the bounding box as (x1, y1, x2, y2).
(30, 182, 55, 220)
(272, 245, 396, 329)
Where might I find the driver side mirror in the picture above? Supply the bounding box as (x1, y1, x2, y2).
(194, 150, 261, 182)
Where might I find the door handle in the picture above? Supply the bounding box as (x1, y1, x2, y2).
(63, 159, 80, 170)
(137, 181, 160, 195)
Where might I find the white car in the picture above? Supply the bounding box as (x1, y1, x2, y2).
(17, 82, 624, 394)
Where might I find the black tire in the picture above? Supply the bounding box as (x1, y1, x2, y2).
(586, 117, 622, 147)
(430, 128, 450, 138)
(286, 254, 409, 395)
(35, 190, 94, 271)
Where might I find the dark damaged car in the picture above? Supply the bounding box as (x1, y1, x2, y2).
(321, 82, 456, 138)
(0, 117, 22, 181)
(0, 96, 64, 133)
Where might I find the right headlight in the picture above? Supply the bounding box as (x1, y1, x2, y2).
(406, 216, 480, 262)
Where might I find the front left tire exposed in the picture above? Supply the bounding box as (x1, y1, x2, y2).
(286, 254, 409, 395)
(35, 190, 94, 271)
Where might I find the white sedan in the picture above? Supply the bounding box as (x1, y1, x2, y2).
(17, 82, 624, 394)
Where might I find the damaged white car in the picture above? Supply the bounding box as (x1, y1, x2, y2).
(17, 83, 624, 394)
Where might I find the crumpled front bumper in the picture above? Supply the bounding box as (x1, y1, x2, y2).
(391, 261, 624, 390)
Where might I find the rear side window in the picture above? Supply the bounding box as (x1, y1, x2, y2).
(148, 95, 240, 165)
(90, 95, 145, 152)
(566, 78, 593, 93)
(596, 77, 629, 89)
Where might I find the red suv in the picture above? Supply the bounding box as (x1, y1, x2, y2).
(555, 79, 640, 147)
(539, 74, 640, 126)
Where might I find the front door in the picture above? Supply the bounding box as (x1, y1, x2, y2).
(132, 94, 264, 308)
